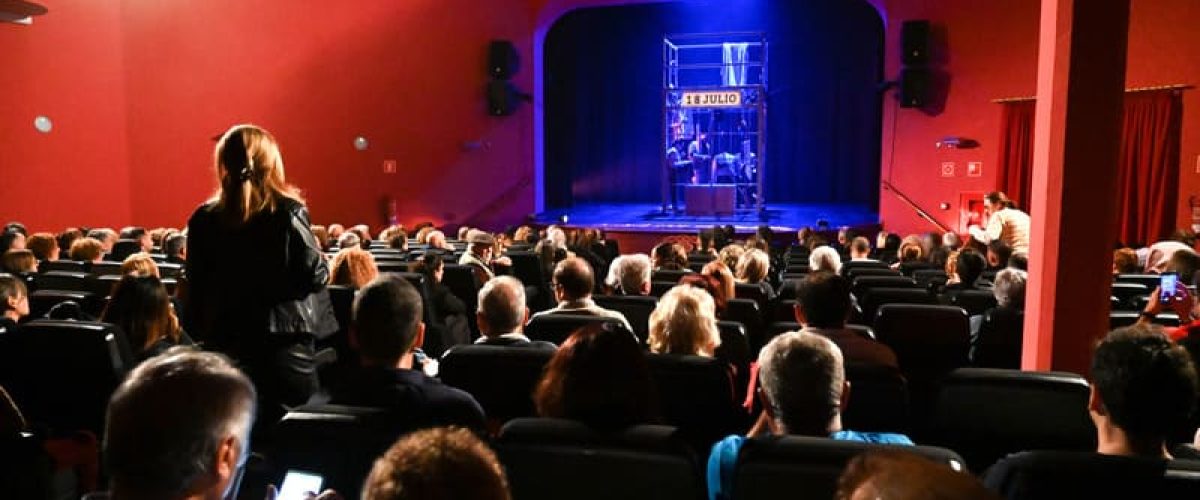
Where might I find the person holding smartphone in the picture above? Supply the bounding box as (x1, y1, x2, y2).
(1138, 272, 1200, 341)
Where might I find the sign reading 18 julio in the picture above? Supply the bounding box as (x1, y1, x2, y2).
(681, 91, 742, 108)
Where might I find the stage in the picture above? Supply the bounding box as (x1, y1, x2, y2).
(533, 202, 879, 234)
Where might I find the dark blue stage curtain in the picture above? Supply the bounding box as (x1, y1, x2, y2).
(544, 0, 884, 210)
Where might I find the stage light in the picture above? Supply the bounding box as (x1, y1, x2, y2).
(560, 214, 569, 224)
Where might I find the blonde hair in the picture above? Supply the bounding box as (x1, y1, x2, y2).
(719, 244, 746, 271)
(69, 237, 104, 262)
(120, 253, 161, 278)
(415, 226, 435, 244)
(213, 124, 302, 223)
(329, 248, 378, 288)
(2, 250, 36, 274)
(736, 248, 770, 283)
(648, 285, 721, 357)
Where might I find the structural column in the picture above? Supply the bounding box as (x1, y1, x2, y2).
(1023, 0, 1131, 374)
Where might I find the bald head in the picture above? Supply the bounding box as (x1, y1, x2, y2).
(477, 276, 527, 335)
(553, 257, 594, 301)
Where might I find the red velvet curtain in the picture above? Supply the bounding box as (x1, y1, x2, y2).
(1116, 90, 1183, 246)
(997, 100, 1036, 212)
(996, 90, 1182, 245)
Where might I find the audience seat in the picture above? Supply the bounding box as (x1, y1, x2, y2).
(646, 353, 745, 448)
(594, 295, 657, 343)
(930, 368, 1094, 472)
(776, 279, 800, 301)
(971, 307, 1025, 369)
(375, 261, 409, 273)
(0, 432, 53, 499)
(109, 240, 142, 262)
(652, 269, 690, 284)
(28, 290, 97, 319)
(0, 320, 133, 435)
(873, 304, 970, 424)
(1113, 273, 1162, 290)
(785, 264, 810, 274)
(157, 262, 183, 279)
(1110, 311, 1181, 329)
(841, 260, 890, 272)
(85, 274, 122, 299)
(950, 289, 999, 316)
(983, 450, 1200, 499)
(441, 264, 481, 336)
(842, 363, 910, 434)
(723, 298, 764, 350)
(913, 269, 949, 288)
(734, 283, 772, 312)
(1110, 282, 1151, 310)
(269, 404, 405, 500)
(651, 281, 678, 297)
(732, 435, 966, 500)
(772, 299, 797, 322)
(844, 267, 900, 279)
(851, 276, 918, 298)
(497, 418, 704, 500)
(38, 260, 86, 273)
(715, 320, 751, 401)
(504, 249, 549, 311)
(89, 262, 123, 277)
(526, 314, 624, 345)
(859, 288, 935, 323)
(34, 271, 90, 293)
(392, 272, 448, 354)
(438, 345, 554, 423)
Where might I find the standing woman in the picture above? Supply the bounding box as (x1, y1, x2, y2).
(968, 191, 1031, 254)
(185, 124, 336, 424)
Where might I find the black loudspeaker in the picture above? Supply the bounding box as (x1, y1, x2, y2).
(487, 80, 519, 116)
(898, 67, 929, 108)
(901, 20, 930, 66)
(488, 40, 519, 80)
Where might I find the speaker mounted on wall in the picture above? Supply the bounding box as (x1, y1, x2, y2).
(900, 20, 930, 66)
(487, 80, 519, 116)
(898, 67, 930, 108)
(488, 40, 519, 80)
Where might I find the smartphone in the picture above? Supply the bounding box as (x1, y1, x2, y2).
(277, 470, 324, 500)
(1160, 273, 1178, 301)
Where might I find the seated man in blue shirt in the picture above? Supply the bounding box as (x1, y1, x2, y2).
(707, 332, 912, 500)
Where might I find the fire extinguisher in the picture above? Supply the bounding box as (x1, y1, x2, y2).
(383, 196, 398, 227)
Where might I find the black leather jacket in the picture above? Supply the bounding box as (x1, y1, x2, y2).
(184, 197, 334, 345)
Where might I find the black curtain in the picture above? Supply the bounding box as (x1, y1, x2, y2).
(544, 0, 884, 209)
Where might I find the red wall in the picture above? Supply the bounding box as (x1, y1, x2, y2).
(876, 0, 1041, 236)
(877, 0, 1200, 237)
(117, 0, 537, 231)
(0, 1, 132, 230)
(4, 0, 1199, 238)
(3, 0, 537, 233)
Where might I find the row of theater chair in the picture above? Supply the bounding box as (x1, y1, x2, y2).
(19, 269, 181, 319)
(0, 316, 1120, 471)
(267, 404, 1200, 499)
(4, 320, 1198, 499)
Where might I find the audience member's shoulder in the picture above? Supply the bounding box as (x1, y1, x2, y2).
(0, 318, 17, 335)
(831, 430, 913, 445)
